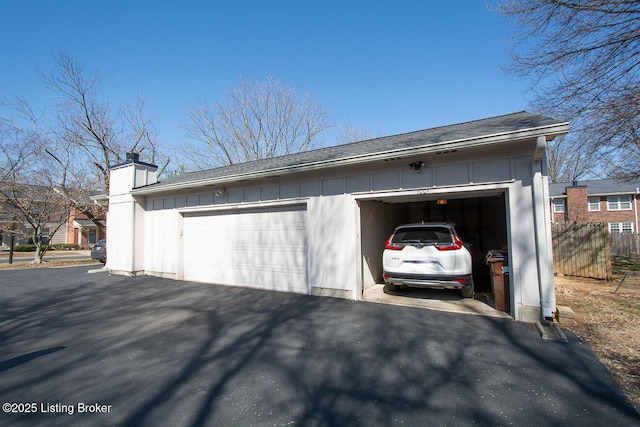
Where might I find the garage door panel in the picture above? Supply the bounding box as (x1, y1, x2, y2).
(190, 262, 307, 292)
(182, 205, 308, 293)
(189, 247, 306, 274)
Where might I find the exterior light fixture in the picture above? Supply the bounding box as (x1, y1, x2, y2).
(214, 188, 226, 197)
(437, 199, 448, 205)
(408, 161, 425, 172)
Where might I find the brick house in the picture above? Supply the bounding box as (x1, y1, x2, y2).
(0, 198, 105, 249)
(549, 179, 640, 234)
(63, 208, 106, 247)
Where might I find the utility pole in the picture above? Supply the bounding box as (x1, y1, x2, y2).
(8, 220, 16, 264)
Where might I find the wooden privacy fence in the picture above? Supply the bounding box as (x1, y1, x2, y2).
(610, 232, 640, 258)
(552, 223, 612, 280)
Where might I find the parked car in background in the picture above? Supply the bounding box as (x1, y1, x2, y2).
(91, 239, 107, 263)
(382, 223, 474, 297)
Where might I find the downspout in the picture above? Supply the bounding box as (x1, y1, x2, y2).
(130, 162, 137, 275)
(130, 193, 136, 274)
(532, 136, 556, 321)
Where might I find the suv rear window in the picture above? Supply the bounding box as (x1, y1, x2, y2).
(391, 227, 453, 245)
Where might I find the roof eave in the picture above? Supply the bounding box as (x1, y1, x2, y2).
(90, 193, 109, 201)
(589, 190, 640, 197)
(131, 122, 569, 196)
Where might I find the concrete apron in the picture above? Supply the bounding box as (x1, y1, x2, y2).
(363, 284, 512, 319)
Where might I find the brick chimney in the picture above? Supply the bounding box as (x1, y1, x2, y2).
(125, 152, 140, 163)
(565, 185, 588, 223)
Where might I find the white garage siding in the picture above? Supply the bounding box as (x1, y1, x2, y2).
(181, 205, 308, 293)
(111, 113, 570, 322)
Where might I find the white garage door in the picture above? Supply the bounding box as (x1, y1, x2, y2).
(182, 205, 308, 293)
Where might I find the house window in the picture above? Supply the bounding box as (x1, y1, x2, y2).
(89, 229, 97, 244)
(609, 222, 634, 234)
(607, 196, 632, 211)
(553, 199, 565, 213)
(588, 197, 600, 211)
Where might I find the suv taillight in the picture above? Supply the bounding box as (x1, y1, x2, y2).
(435, 233, 463, 251)
(384, 234, 404, 251)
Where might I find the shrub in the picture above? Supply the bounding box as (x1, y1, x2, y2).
(13, 244, 38, 252)
(49, 244, 80, 251)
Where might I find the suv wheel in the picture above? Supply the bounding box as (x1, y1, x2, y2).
(461, 280, 474, 298)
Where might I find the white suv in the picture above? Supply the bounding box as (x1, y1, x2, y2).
(382, 223, 474, 297)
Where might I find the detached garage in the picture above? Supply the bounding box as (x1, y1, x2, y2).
(106, 112, 569, 322)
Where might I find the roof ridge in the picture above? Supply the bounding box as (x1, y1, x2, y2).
(147, 111, 567, 192)
(169, 111, 536, 179)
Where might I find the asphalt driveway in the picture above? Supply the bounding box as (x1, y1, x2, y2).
(0, 266, 639, 426)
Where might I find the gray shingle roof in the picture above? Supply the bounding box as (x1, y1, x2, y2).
(550, 179, 640, 197)
(139, 111, 567, 193)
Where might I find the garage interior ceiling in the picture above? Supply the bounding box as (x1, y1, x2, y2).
(370, 189, 506, 204)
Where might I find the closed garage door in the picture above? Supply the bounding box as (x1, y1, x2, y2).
(182, 205, 308, 293)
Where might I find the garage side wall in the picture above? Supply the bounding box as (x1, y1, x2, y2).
(506, 180, 543, 321)
(307, 193, 358, 299)
(359, 200, 408, 289)
(143, 197, 180, 278)
(106, 195, 134, 273)
(107, 161, 157, 275)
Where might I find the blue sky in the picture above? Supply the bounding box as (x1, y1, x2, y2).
(1, 1, 529, 151)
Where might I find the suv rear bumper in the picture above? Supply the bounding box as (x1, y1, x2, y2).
(383, 272, 473, 290)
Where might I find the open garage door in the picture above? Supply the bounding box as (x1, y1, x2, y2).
(359, 190, 508, 305)
(182, 205, 308, 293)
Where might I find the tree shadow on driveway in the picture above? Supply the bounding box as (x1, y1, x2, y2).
(0, 266, 639, 426)
(0, 347, 66, 373)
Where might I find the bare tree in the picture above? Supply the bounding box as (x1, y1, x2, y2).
(122, 95, 170, 176)
(1, 93, 105, 233)
(1, 53, 168, 239)
(182, 76, 331, 169)
(0, 125, 29, 246)
(495, 0, 640, 179)
(0, 52, 169, 257)
(39, 52, 166, 191)
(334, 125, 380, 145)
(0, 127, 72, 263)
(546, 134, 598, 183)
